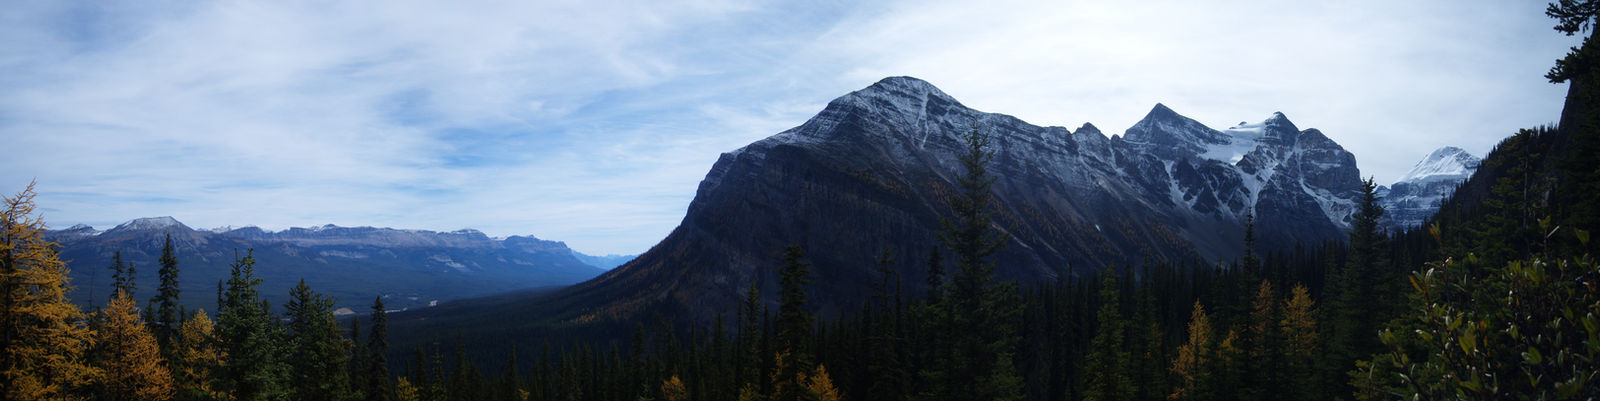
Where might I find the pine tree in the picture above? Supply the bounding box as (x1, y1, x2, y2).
(216, 250, 289, 401)
(172, 309, 227, 401)
(366, 297, 394, 401)
(96, 292, 174, 401)
(922, 127, 1024, 401)
(284, 279, 353, 401)
(108, 251, 136, 300)
(152, 234, 181, 350)
(867, 248, 908, 401)
(771, 244, 814, 401)
(1325, 178, 1389, 395)
(1083, 271, 1132, 401)
(349, 316, 367, 400)
(774, 244, 812, 363)
(1, 183, 97, 401)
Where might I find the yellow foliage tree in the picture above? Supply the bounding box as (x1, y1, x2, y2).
(660, 375, 687, 401)
(395, 377, 420, 401)
(1168, 301, 1211, 401)
(800, 364, 841, 401)
(1278, 284, 1319, 401)
(98, 292, 175, 401)
(1, 182, 96, 401)
(173, 309, 229, 401)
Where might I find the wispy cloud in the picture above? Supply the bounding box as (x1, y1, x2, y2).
(0, 0, 1580, 254)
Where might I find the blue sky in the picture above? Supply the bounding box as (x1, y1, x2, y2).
(0, 0, 1581, 255)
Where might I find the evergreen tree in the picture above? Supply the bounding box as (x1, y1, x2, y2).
(96, 292, 174, 401)
(772, 244, 814, 401)
(1324, 177, 1389, 395)
(867, 248, 909, 401)
(216, 250, 289, 401)
(152, 234, 181, 349)
(172, 309, 227, 401)
(922, 127, 1024, 401)
(366, 297, 394, 401)
(349, 316, 368, 400)
(284, 279, 353, 401)
(1, 183, 96, 401)
(1082, 271, 1132, 401)
(924, 247, 944, 304)
(774, 244, 812, 362)
(108, 251, 136, 300)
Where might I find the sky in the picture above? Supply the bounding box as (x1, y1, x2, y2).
(0, 0, 1582, 255)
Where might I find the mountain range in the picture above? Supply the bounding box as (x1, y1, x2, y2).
(47, 217, 611, 313)
(547, 76, 1398, 325)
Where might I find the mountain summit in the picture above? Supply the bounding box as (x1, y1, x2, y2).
(556, 76, 1369, 325)
(1378, 147, 1481, 230)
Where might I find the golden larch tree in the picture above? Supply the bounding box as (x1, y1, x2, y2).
(173, 309, 228, 401)
(1, 182, 97, 401)
(660, 375, 687, 401)
(1168, 301, 1212, 401)
(98, 292, 175, 401)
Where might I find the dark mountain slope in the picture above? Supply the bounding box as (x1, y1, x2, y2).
(531, 76, 1369, 327)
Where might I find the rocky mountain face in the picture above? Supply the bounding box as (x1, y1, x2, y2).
(556, 76, 1368, 325)
(1377, 147, 1480, 231)
(47, 217, 604, 313)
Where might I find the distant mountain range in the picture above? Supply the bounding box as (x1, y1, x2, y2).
(47, 217, 608, 313)
(1377, 147, 1481, 231)
(549, 76, 1392, 325)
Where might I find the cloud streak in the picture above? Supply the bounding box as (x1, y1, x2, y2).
(0, 0, 1581, 254)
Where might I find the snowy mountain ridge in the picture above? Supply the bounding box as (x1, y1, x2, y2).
(1378, 146, 1481, 230)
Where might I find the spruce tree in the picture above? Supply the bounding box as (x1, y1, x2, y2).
(366, 297, 394, 401)
(772, 244, 814, 401)
(216, 250, 289, 401)
(152, 234, 181, 349)
(1325, 178, 1389, 395)
(284, 279, 352, 401)
(108, 251, 135, 299)
(1082, 271, 1132, 401)
(921, 127, 1024, 401)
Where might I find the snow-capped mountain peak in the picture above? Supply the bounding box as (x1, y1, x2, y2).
(111, 216, 188, 231)
(1379, 146, 1481, 230)
(1395, 146, 1480, 184)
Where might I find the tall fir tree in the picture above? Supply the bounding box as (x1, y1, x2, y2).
(366, 297, 394, 401)
(772, 244, 814, 401)
(1325, 178, 1389, 395)
(96, 292, 174, 401)
(921, 127, 1024, 401)
(1082, 271, 1133, 401)
(216, 250, 289, 401)
(152, 234, 181, 350)
(108, 251, 135, 299)
(284, 279, 353, 401)
(1, 183, 97, 401)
